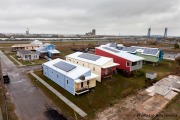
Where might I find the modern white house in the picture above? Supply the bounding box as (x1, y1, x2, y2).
(66, 52, 119, 82)
(17, 49, 39, 61)
(42, 58, 99, 95)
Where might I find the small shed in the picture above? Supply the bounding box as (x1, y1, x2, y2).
(146, 72, 157, 80)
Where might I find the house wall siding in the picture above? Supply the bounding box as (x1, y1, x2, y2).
(43, 64, 75, 95)
(66, 57, 102, 82)
(95, 48, 131, 72)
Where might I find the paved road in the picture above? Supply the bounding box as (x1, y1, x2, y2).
(0, 51, 56, 120)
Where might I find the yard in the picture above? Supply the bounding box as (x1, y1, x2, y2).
(29, 60, 177, 119)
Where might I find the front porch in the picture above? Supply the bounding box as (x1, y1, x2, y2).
(75, 78, 96, 95)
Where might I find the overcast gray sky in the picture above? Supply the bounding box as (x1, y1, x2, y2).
(0, 0, 180, 36)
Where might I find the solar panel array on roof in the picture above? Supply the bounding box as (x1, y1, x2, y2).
(109, 43, 117, 47)
(142, 48, 158, 55)
(102, 47, 120, 53)
(121, 47, 137, 53)
(53, 61, 76, 72)
(78, 53, 101, 61)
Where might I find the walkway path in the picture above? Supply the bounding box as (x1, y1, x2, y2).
(0, 108, 3, 120)
(30, 70, 87, 117)
(9, 55, 24, 66)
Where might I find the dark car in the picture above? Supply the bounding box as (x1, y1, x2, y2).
(3, 73, 10, 84)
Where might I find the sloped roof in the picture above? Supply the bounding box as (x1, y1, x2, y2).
(96, 45, 144, 62)
(66, 52, 119, 66)
(43, 58, 95, 80)
(48, 49, 60, 54)
(121, 46, 160, 56)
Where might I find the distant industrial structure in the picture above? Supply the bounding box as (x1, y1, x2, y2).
(164, 27, 168, 38)
(26, 28, 29, 35)
(147, 27, 168, 38)
(85, 29, 96, 36)
(147, 27, 151, 38)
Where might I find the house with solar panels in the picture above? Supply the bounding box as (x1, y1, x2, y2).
(42, 58, 99, 95)
(95, 45, 144, 75)
(118, 46, 164, 64)
(66, 52, 119, 82)
(36, 43, 60, 58)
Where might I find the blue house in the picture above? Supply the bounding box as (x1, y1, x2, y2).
(42, 58, 98, 95)
(36, 43, 60, 58)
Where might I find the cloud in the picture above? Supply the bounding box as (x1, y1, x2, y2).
(0, 0, 179, 36)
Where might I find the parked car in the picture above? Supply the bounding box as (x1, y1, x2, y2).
(3, 73, 10, 84)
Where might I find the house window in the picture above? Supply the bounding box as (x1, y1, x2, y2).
(132, 62, 137, 66)
(77, 62, 78, 64)
(93, 67, 95, 71)
(83, 64, 84, 66)
(67, 80, 68, 84)
(87, 80, 89, 85)
(81, 82, 83, 88)
(126, 62, 130, 67)
(69, 59, 71, 61)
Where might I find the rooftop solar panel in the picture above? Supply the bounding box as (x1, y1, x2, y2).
(53, 61, 76, 72)
(102, 47, 120, 53)
(121, 47, 137, 52)
(142, 48, 158, 55)
(109, 43, 117, 47)
(78, 53, 101, 61)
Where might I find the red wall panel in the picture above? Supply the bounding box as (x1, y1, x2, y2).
(95, 48, 130, 72)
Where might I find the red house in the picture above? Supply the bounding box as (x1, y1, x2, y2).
(95, 45, 144, 74)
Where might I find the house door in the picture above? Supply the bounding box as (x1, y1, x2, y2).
(81, 82, 83, 88)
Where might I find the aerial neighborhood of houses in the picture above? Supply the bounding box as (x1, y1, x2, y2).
(5, 40, 180, 118)
(11, 40, 179, 96)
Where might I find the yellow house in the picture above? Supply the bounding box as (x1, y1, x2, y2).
(66, 52, 119, 82)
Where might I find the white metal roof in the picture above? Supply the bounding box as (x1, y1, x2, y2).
(43, 58, 96, 80)
(74, 73, 99, 83)
(48, 49, 60, 54)
(96, 45, 144, 62)
(66, 52, 119, 67)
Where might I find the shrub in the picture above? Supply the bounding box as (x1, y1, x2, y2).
(174, 43, 179, 49)
(134, 69, 145, 77)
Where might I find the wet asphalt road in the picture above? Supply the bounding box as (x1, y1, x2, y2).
(0, 51, 56, 120)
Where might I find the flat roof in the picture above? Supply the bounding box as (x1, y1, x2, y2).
(96, 45, 144, 62)
(66, 52, 119, 66)
(43, 58, 93, 80)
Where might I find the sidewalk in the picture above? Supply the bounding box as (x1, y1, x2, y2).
(9, 55, 24, 66)
(30, 71, 87, 117)
(0, 108, 3, 120)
